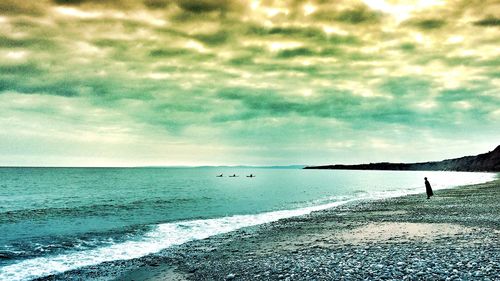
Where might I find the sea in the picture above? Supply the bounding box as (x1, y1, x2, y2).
(0, 167, 496, 281)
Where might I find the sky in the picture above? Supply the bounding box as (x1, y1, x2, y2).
(0, 0, 499, 167)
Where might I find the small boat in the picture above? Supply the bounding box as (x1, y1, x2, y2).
(246, 174, 255, 178)
(229, 174, 238, 177)
(216, 174, 223, 177)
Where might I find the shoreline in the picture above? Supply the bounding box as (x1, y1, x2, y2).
(35, 177, 500, 281)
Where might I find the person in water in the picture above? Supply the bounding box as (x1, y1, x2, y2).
(424, 177, 434, 199)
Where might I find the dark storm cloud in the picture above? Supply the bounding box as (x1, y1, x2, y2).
(0, 78, 81, 97)
(245, 25, 361, 45)
(276, 47, 315, 58)
(334, 7, 382, 24)
(53, 0, 92, 4)
(473, 18, 500, 27)
(0, 60, 157, 100)
(275, 46, 351, 59)
(51, 0, 138, 9)
(312, 5, 381, 24)
(149, 48, 215, 61)
(216, 87, 367, 120)
(485, 70, 500, 78)
(0, 62, 44, 76)
(0, 36, 57, 50)
(192, 30, 232, 46)
(412, 19, 446, 29)
(143, 0, 170, 9)
(0, 0, 48, 15)
(438, 88, 481, 102)
(399, 42, 417, 52)
(379, 77, 432, 97)
(212, 85, 455, 131)
(436, 87, 500, 123)
(175, 0, 242, 13)
(149, 48, 192, 57)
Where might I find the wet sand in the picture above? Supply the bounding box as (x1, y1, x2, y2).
(40, 178, 500, 281)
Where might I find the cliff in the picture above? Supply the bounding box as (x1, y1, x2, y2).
(304, 145, 500, 172)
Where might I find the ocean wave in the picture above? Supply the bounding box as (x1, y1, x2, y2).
(0, 197, 204, 224)
(0, 227, 149, 265)
(0, 200, 352, 281)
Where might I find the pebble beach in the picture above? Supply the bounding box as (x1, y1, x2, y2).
(39, 178, 499, 281)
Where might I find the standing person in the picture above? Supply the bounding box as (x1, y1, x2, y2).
(424, 177, 434, 199)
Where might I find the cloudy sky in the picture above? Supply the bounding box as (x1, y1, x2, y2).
(0, 0, 499, 166)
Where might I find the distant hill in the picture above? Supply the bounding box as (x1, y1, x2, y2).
(304, 145, 500, 172)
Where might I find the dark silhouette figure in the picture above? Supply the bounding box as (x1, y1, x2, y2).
(424, 177, 434, 199)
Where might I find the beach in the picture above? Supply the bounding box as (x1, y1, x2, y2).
(38, 177, 500, 281)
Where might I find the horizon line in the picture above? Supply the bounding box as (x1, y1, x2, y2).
(0, 164, 307, 169)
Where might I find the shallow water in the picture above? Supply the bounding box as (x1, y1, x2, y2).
(0, 167, 495, 280)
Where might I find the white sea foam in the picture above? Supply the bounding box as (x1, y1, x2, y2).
(0, 172, 495, 281)
(0, 200, 352, 281)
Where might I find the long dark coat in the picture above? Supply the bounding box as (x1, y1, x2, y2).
(425, 179, 434, 197)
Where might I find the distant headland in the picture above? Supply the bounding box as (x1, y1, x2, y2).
(304, 145, 500, 172)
